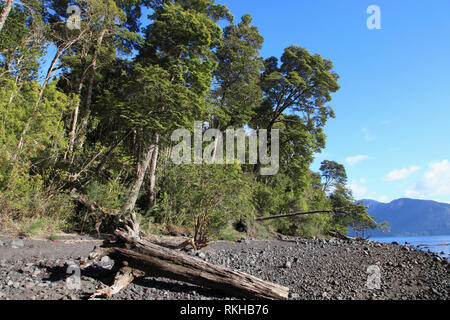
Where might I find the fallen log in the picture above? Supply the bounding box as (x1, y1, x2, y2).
(255, 209, 336, 221)
(254, 206, 368, 222)
(83, 213, 289, 300)
(327, 230, 351, 241)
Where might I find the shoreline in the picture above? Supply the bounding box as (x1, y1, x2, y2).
(369, 235, 450, 259)
(0, 234, 448, 300)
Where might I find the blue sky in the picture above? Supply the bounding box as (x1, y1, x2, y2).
(212, 0, 450, 203)
(40, 0, 450, 204)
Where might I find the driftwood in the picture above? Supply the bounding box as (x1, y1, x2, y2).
(91, 265, 145, 299)
(327, 230, 351, 241)
(83, 213, 289, 300)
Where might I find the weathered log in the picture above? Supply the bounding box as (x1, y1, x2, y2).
(84, 214, 289, 300)
(91, 265, 145, 299)
(327, 230, 352, 241)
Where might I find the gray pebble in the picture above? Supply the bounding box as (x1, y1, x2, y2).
(10, 240, 25, 248)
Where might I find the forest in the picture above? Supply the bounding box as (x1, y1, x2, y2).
(0, 0, 383, 244)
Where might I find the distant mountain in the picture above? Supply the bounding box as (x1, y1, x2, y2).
(351, 198, 450, 237)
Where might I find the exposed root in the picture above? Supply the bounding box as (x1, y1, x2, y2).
(176, 237, 209, 251)
(80, 246, 115, 269)
(116, 212, 141, 240)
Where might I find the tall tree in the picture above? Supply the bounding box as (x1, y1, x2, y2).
(0, 0, 45, 84)
(319, 160, 347, 192)
(250, 46, 340, 225)
(64, 0, 129, 161)
(13, 0, 95, 159)
(210, 14, 263, 129)
(122, 0, 230, 211)
(0, 0, 15, 33)
(209, 14, 263, 160)
(329, 184, 378, 237)
(253, 45, 339, 130)
(249, 45, 339, 175)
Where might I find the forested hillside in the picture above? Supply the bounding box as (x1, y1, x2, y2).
(0, 0, 382, 241)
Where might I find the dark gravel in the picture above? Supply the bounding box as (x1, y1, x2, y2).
(0, 234, 448, 300)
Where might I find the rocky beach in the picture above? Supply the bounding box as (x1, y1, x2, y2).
(0, 234, 448, 300)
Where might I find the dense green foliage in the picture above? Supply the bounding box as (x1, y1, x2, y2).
(0, 0, 383, 239)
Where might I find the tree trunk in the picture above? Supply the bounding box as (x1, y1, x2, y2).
(210, 124, 221, 163)
(78, 28, 106, 148)
(67, 67, 89, 162)
(0, 0, 14, 34)
(255, 209, 337, 221)
(122, 139, 156, 213)
(14, 51, 59, 160)
(84, 214, 289, 300)
(7, 78, 22, 105)
(147, 133, 159, 207)
(13, 31, 86, 160)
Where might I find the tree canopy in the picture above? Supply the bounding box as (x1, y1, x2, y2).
(0, 0, 384, 240)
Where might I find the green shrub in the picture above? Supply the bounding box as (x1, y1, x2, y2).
(153, 162, 256, 242)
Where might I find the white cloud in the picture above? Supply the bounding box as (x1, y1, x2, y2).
(377, 195, 390, 203)
(404, 189, 424, 199)
(345, 155, 369, 166)
(349, 179, 391, 202)
(384, 166, 421, 181)
(348, 179, 367, 199)
(411, 160, 450, 197)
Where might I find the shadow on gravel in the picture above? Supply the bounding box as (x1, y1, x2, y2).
(41, 264, 116, 299)
(42, 265, 69, 282)
(41, 262, 229, 300)
(134, 277, 231, 299)
(42, 265, 114, 283)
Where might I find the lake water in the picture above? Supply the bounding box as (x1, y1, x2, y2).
(370, 235, 450, 259)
